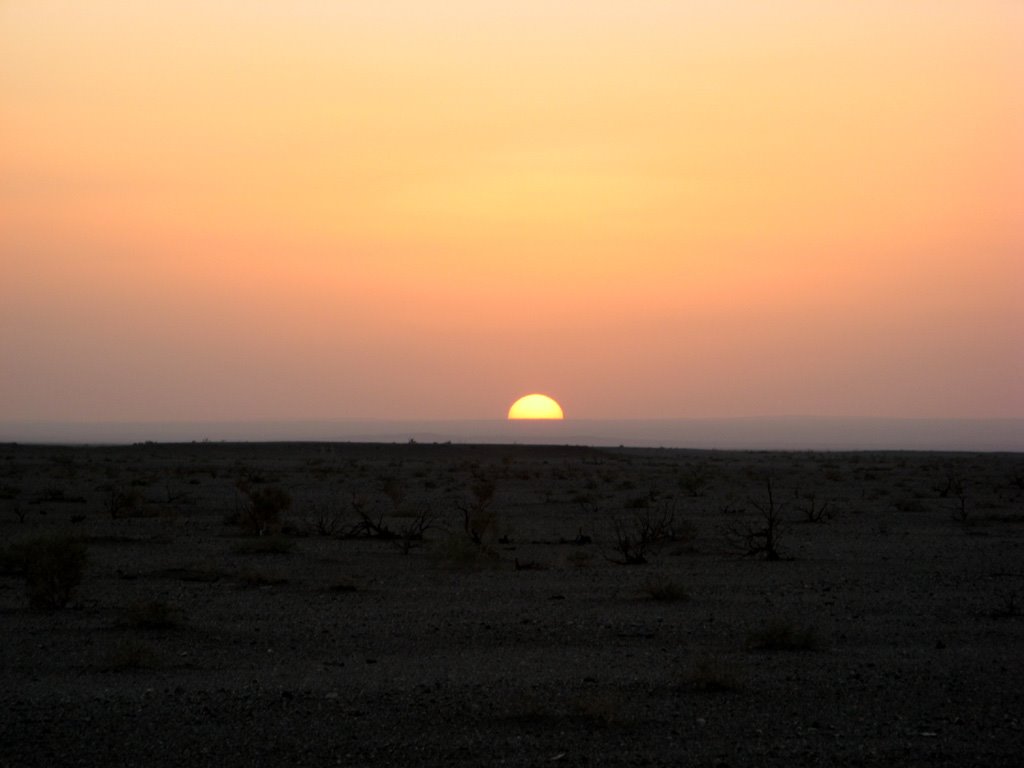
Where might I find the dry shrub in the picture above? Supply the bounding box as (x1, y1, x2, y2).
(236, 484, 291, 534)
(723, 478, 786, 560)
(104, 486, 144, 518)
(608, 501, 692, 565)
(459, 475, 498, 544)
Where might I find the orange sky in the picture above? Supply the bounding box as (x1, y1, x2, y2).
(2, 1, 1022, 422)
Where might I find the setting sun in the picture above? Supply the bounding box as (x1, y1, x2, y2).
(508, 394, 565, 420)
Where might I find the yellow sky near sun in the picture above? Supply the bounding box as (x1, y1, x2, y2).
(1, 1, 1022, 420)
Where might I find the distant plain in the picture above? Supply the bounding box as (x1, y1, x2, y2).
(1, 442, 1022, 766)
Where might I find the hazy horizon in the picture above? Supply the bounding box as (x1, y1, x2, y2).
(3, 416, 1022, 452)
(2, 3, 1021, 427)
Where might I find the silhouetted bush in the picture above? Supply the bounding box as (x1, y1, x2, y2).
(723, 478, 785, 560)
(307, 501, 345, 537)
(346, 493, 397, 539)
(607, 501, 690, 565)
(236, 483, 291, 534)
(796, 492, 834, 523)
(458, 474, 498, 544)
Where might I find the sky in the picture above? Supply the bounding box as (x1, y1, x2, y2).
(2, 1, 1022, 424)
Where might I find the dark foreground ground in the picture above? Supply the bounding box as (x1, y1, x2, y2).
(1, 442, 1022, 767)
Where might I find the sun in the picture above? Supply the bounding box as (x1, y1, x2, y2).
(507, 393, 565, 420)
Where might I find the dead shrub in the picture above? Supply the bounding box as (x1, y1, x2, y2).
(346, 493, 401, 540)
(607, 501, 691, 565)
(235, 483, 291, 534)
(395, 510, 435, 553)
(796, 492, 834, 523)
(458, 475, 498, 544)
(307, 501, 345, 537)
(723, 478, 786, 560)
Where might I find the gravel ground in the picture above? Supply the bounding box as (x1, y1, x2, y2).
(1, 442, 1022, 766)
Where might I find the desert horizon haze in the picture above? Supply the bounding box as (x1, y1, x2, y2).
(2, 2, 1022, 433)
(2, 417, 1022, 453)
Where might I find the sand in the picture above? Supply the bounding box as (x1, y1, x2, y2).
(1, 442, 1022, 766)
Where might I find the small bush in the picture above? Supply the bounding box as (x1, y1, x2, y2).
(346, 494, 397, 540)
(607, 502, 689, 565)
(307, 502, 345, 537)
(105, 486, 143, 518)
(678, 464, 711, 497)
(723, 478, 786, 560)
(14, 535, 88, 609)
(236, 484, 291, 534)
(796, 492, 833, 523)
(458, 475, 498, 544)
(746, 619, 819, 651)
(396, 510, 434, 552)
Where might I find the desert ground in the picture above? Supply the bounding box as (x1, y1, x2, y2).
(1, 441, 1022, 767)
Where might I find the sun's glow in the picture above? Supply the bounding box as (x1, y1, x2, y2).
(508, 394, 565, 420)
(0, 3, 1020, 424)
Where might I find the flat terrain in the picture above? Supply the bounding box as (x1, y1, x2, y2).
(1, 442, 1022, 767)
